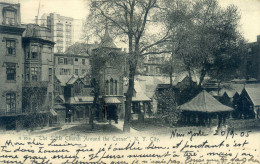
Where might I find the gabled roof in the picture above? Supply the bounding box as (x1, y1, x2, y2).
(56, 75, 73, 86)
(56, 75, 85, 86)
(67, 76, 78, 85)
(245, 84, 260, 106)
(173, 71, 199, 86)
(179, 90, 233, 113)
(55, 95, 65, 103)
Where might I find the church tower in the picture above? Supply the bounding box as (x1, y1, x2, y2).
(92, 27, 126, 122)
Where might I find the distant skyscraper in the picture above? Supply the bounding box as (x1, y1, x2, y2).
(41, 13, 74, 53)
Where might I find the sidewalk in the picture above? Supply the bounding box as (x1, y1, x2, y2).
(108, 120, 139, 134)
(0, 121, 140, 136)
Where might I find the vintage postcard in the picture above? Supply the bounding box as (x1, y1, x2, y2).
(0, 0, 259, 163)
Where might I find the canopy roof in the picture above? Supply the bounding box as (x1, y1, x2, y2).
(104, 97, 121, 104)
(179, 90, 233, 113)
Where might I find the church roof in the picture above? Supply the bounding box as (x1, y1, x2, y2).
(99, 27, 118, 49)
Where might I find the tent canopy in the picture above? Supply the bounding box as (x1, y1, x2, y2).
(179, 90, 233, 113)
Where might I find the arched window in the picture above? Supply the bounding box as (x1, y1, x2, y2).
(115, 80, 117, 95)
(105, 80, 109, 95)
(110, 78, 113, 95)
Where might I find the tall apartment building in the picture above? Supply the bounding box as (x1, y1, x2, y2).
(41, 13, 74, 53)
(0, 1, 25, 129)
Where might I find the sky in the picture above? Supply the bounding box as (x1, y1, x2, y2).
(18, 0, 260, 43)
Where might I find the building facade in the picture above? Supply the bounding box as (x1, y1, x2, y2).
(0, 2, 25, 129)
(22, 24, 55, 115)
(41, 13, 74, 53)
(54, 53, 90, 76)
(140, 54, 169, 76)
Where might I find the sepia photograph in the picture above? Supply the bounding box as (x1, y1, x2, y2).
(0, 0, 259, 163)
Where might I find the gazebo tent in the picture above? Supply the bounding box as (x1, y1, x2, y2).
(179, 90, 233, 126)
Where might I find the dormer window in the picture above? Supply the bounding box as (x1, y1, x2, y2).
(3, 7, 17, 26)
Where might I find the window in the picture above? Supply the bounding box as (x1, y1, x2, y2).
(6, 67, 16, 81)
(66, 25, 71, 31)
(48, 92, 52, 103)
(58, 57, 64, 64)
(4, 10, 16, 25)
(75, 58, 78, 62)
(156, 67, 161, 74)
(64, 58, 68, 64)
(105, 80, 109, 95)
(144, 66, 148, 73)
(49, 68, 52, 82)
(115, 80, 118, 95)
(75, 69, 79, 75)
(25, 67, 30, 81)
(60, 68, 64, 75)
(110, 78, 114, 95)
(82, 59, 85, 65)
(31, 67, 40, 81)
(6, 40, 16, 55)
(31, 45, 38, 59)
(64, 69, 71, 75)
(6, 93, 16, 113)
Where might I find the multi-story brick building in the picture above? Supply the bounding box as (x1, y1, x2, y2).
(140, 54, 169, 76)
(41, 13, 74, 53)
(22, 24, 55, 115)
(0, 1, 25, 129)
(54, 53, 90, 76)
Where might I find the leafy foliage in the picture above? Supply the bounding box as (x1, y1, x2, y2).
(164, 0, 247, 87)
(155, 89, 181, 126)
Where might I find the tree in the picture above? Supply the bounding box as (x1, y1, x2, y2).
(192, 0, 246, 88)
(165, 0, 246, 90)
(161, 0, 196, 88)
(87, 0, 169, 132)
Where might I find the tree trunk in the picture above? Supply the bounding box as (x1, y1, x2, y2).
(187, 67, 193, 89)
(89, 80, 99, 130)
(217, 80, 221, 96)
(123, 65, 136, 132)
(198, 67, 206, 89)
(169, 67, 173, 88)
(169, 52, 174, 88)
